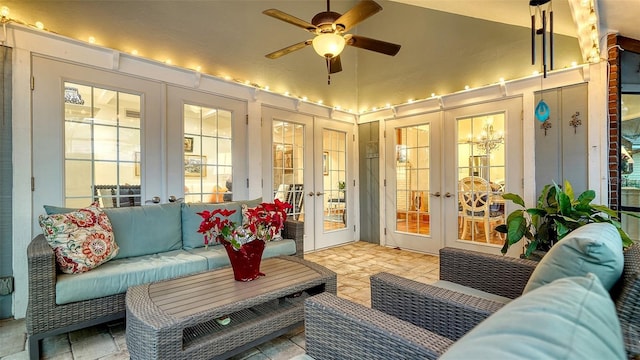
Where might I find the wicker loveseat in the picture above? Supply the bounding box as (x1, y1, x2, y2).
(304, 223, 640, 359)
(26, 200, 304, 360)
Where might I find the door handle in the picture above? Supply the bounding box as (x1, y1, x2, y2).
(146, 196, 161, 204)
(316, 192, 324, 196)
(308, 192, 315, 197)
(430, 192, 441, 197)
(444, 192, 453, 198)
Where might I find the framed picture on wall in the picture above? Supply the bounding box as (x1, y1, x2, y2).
(185, 155, 206, 177)
(274, 145, 294, 174)
(184, 137, 194, 153)
(323, 151, 329, 175)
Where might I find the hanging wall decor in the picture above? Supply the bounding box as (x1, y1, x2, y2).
(541, 119, 552, 136)
(569, 111, 582, 133)
(530, 0, 554, 78)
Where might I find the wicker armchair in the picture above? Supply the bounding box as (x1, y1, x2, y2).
(305, 246, 640, 359)
(304, 292, 454, 360)
(373, 246, 640, 357)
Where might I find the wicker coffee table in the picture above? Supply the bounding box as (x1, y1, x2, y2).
(125, 256, 336, 360)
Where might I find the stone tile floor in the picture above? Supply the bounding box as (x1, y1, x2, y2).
(0, 242, 439, 359)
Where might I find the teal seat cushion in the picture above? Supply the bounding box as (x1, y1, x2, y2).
(45, 203, 183, 259)
(441, 274, 625, 360)
(55, 249, 208, 304)
(523, 222, 624, 294)
(186, 239, 296, 269)
(181, 202, 242, 249)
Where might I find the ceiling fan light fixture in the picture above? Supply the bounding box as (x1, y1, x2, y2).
(312, 33, 345, 58)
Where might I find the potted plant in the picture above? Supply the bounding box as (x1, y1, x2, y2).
(497, 180, 634, 259)
(197, 199, 292, 281)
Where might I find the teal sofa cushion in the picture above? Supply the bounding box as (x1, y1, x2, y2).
(441, 274, 625, 360)
(55, 249, 208, 304)
(45, 203, 183, 259)
(181, 202, 242, 249)
(186, 238, 296, 269)
(523, 222, 624, 294)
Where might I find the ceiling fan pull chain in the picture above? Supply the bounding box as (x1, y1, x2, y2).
(326, 57, 331, 85)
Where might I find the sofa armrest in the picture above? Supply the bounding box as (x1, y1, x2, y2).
(283, 218, 304, 258)
(440, 247, 537, 299)
(26, 234, 58, 333)
(305, 292, 453, 360)
(371, 272, 505, 341)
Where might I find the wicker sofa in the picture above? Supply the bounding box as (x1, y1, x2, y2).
(26, 200, 304, 360)
(304, 223, 640, 359)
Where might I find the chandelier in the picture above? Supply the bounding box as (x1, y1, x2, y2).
(471, 118, 504, 154)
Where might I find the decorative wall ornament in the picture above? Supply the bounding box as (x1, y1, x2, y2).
(569, 111, 582, 133)
(541, 119, 552, 136)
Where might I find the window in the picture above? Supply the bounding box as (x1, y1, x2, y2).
(395, 125, 430, 235)
(64, 82, 141, 208)
(183, 104, 232, 203)
(456, 114, 505, 244)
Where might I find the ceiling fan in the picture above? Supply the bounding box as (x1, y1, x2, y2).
(263, 0, 401, 84)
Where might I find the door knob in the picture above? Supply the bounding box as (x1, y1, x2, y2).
(444, 192, 453, 198)
(308, 192, 315, 197)
(430, 192, 441, 197)
(316, 192, 324, 196)
(147, 196, 161, 204)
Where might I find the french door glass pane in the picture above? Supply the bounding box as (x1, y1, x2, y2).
(273, 121, 304, 221)
(64, 82, 141, 208)
(323, 129, 347, 231)
(184, 105, 233, 203)
(456, 113, 505, 244)
(395, 125, 430, 235)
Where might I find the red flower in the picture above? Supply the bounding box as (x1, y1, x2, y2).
(196, 201, 292, 250)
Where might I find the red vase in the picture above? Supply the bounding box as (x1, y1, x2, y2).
(221, 239, 266, 281)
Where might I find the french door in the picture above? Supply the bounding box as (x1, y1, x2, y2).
(262, 107, 354, 253)
(442, 97, 523, 254)
(31, 56, 162, 234)
(31, 56, 248, 235)
(384, 98, 522, 255)
(384, 112, 442, 254)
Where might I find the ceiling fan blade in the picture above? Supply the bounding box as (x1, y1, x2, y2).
(329, 55, 342, 74)
(334, 0, 382, 32)
(344, 34, 401, 56)
(265, 40, 312, 59)
(263, 9, 317, 32)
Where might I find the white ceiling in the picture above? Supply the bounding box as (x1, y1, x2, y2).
(4, 0, 639, 111)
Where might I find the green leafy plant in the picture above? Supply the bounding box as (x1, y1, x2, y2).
(497, 180, 634, 258)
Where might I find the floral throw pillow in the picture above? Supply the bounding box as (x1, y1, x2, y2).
(39, 202, 119, 274)
(241, 204, 283, 241)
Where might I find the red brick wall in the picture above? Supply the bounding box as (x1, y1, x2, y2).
(608, 34, 620, 209)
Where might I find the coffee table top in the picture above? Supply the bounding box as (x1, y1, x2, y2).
(127, 256, 336, 326)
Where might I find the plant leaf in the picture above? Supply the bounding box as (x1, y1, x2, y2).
(508, 215, 527, 246)
(557, 191, 572, 215)
(577, 189, 595, 205)
(590, 204, 618, 218)
(501, 193, 525, 207)
(564, 180, 575, 202)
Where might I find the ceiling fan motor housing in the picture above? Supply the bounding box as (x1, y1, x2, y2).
(312, 11, 343, 32)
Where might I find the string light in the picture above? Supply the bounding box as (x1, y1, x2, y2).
(0, 6, 586, 116)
